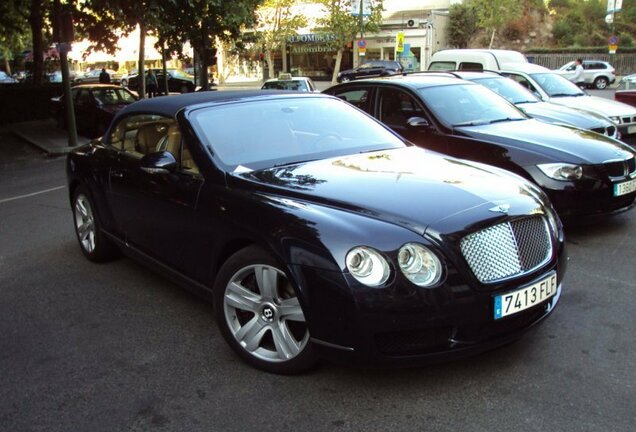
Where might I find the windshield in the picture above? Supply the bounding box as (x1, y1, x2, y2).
(92, 88, 137, 105)
(473, 77, 539, 104)
(190, 97, 405, 170)
(170, 69, 193, 79)
(529, 73, 585, 97)
(419, 84, 527, 127)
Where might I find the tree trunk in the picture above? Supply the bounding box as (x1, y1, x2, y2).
(4, 58, 11, 76)
(161, 41, 168, 95)
(266, 50, 275, 79)
(29, 0, 44, 85)
(138, 23, 146, 99)
(331, 48, 343, 85)
(200, 21, 210, 91)
(489, 29, 496, 49)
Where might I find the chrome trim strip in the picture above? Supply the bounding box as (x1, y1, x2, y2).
(311, 338, 355, 352)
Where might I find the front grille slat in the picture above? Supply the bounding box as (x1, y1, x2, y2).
(460, 216, 552, 284)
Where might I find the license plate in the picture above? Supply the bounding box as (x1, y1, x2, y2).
(628, 125, 636, 134)
(614, 178, 636, 197)
(494, 272, 557, 320)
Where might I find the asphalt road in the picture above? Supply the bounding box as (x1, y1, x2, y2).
(0, 123, 635, 432)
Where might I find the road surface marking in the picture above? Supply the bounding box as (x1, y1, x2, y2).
(0, 185, 66, 204)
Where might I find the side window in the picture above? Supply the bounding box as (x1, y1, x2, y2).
(331, 88, 371, 113)
(378, 89, 424, 128)
(428, 61, 456, 71)
(459, 62, 484, 71)
(108, 114, 201, 174)
(505, 74, 538, 94)
(108, 114, 171, 157)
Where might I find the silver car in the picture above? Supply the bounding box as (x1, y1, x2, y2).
(557, 60, 616, 90)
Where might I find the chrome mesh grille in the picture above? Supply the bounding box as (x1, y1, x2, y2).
(460, 216, 552, 284)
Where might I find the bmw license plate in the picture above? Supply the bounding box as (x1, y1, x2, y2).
(614, 178, 636, 197)
(628, 125, 636, 134)
(494, 272, 557, 320)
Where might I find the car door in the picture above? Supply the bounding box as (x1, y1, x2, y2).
(107, 114, 205, 275)
(74, 88, 94, 134)
(374, 86, 449, 155)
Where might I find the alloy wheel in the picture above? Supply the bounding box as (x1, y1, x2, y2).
(223, 264, 309, 363)
(74, 194, 96, 253)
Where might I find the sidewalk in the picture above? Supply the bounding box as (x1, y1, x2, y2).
(11, 119, 90, 156)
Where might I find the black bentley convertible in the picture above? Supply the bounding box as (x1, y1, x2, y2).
(67, 91, 566, 373)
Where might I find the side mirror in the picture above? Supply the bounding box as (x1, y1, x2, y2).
(407, 117, 430, 128)
(140, 151, 177, 174)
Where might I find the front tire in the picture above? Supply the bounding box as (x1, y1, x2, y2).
(594, 76, 609, 90)
(121, 79, 128, 87)
(214, 246, 316, 374)
(340, 76, 351, 83)
(72, 186, 119, 262)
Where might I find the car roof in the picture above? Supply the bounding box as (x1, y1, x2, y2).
(440, 71, 503, 80)
(116, 90, 329, 119)
(334, 73, 471, 89)
(500, 63, 551, 73)
(263, 77, 310, 83)
(71, 84, 126, 89)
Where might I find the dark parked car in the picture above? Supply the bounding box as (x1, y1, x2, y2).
(127, 68, 197, 94)
(52, 84, 138, 138)
(324, 75, 636, 221)
(337, 60, 404, 83)
(67, 91, 565, 373)
(452, 71, 619, 138)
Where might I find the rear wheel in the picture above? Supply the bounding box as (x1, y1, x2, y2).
(594, 76, 609, 90)
(340, 76, 351, 83)
(72, 186, 119, 262)
(214, 246, 316, 374)
(121, 78, 128, 87)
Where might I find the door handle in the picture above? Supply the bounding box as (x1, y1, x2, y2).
(110, 170, 124, 178)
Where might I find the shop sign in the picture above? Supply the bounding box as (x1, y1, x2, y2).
(396, 32, 405, 53)
(291, 45, 332, 54)
(288, 34, 337, 44)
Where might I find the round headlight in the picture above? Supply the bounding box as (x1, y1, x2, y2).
(398, 243, 442, 287)
(346, 247, 390, 287)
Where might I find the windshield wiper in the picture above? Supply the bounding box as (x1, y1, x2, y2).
(488, 117, 525, 124)
(273, 158, 319, 167)
(453, 120, 489, 127)
(550, 92, 582, 97)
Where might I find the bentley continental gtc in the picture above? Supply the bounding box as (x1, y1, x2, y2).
(67, 91, 566, 373)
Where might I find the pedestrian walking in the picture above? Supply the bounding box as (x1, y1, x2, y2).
(99, 68, 110, 84)
(146, 69, 158, 98)
(571, 58, 585, 89)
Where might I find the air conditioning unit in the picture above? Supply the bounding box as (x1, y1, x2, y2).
(407, 19, 428, 28)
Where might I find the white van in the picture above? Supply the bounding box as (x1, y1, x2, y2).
(428, 49, 528, 71)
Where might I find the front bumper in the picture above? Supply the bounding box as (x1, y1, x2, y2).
(292, 251, 565, 366)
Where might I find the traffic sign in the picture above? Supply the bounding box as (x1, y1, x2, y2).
(609, 35, 618, 45)
(396, 32, 404, 53)
(357, 39, 366, 48)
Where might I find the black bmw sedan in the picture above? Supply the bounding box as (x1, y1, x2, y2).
(67, 91, 565, 373)
(324, 75, 636, 221)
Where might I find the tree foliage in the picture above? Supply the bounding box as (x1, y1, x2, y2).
(256, 0, 307, 78)
(314, 0, 383, 84)
(448, 2, 477, 49)
(470, 0, 523, 48)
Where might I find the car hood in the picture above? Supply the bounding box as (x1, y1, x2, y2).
(455, 119, 634, 164)
(549, 95, 636, 117)
(517, 101, 611, 129)
(231, 147, 547, 236)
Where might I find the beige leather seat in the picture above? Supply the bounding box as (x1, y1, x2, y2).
(135, 123, 167, 155)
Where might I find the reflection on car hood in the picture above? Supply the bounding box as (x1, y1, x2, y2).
(234, 147, 546, 236)
(549, 95, 636, 117)
(518, 101, 612, 129)
(100, 104, 132, 114)
(456, 119, 634, 164)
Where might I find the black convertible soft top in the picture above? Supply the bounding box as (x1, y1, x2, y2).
(115, 90, 325, 119)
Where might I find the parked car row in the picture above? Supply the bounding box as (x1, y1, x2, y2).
(63, 50, 636, 375)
